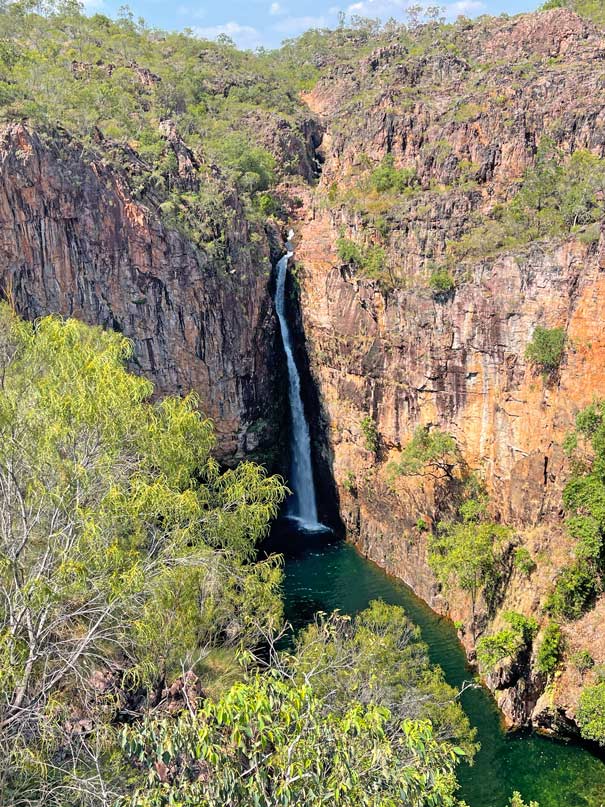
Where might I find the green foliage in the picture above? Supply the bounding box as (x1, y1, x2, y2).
(525, 326, 566, 373)
(571, 650, 595, 676)
(546, 399, 605, 620)
(343, 470, 357, 493)
(360, 415, 379, 453)
(429, 267, 456, 294)
(121, 603, 476, 806)
(453, 139, 605, 260)
(513, 546, 536, 577)
(505, 611, 540, 643)
(509, 793, 540, 807)
(0, 0, 316, 249)
(390, 425, 458, 479)
(429, 501, 511, 639)
(215, 133, 276, 193)
(535, 622, 563, 677)
(545, 560, 598, 620)
(258, 191, 280, 216)
(541, 0, 605, 25)
(0, 306, 286, 802)
(369, 154, 419, 194)
(290, 602, 477, 756)
(476, 612, 538, 672)
(453, 102, 483, 122)
(337, 237, 392, 289)
(577, 682, 605, 745)
(337, 236, 364, 266)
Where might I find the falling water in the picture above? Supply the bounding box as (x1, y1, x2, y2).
(274, 231, 321, 529)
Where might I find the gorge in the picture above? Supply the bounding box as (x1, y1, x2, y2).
(271, 232, 605, 807)
(4, 1, 605, 803)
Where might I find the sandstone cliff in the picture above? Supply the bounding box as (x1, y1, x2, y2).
(291, 8, 605, 730)
(0, 124, 282, 462)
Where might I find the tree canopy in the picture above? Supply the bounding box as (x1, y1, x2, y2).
(0, 305, 285, 804)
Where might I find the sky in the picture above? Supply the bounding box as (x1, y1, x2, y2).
(82, 0, 543, 49)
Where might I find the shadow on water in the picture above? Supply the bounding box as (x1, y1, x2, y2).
(265, 519, 605, 807)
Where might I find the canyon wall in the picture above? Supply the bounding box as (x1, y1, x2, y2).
(0, 124, 282, 462)
(4, 6, 605, 735)
(292, 9, 605, 729)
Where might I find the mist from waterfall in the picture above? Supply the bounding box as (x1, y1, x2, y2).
(274, 232, 321, 529)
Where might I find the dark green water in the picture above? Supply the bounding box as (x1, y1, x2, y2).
(271, 523, 605, 807)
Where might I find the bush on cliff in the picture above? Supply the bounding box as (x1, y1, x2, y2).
(429, 267, 456, 295)
(476, 611, 538, 673)
(369, 154, 419, 194)
(577, 682, 605, 745)
(525, 326, 566, 373)
(452, 141, 605, 260)
(429, 499, 512, 641)
(535, 622, 564, 677)
(390, 425, 459, 480)
(547, 399, 605, 620)
(541, 0, 605, 26)
(337, 237, 393, 289)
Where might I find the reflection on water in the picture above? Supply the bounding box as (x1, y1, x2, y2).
(267, 523, 605, 807)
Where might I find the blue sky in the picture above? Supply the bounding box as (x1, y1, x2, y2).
(83, 0, 542, 49)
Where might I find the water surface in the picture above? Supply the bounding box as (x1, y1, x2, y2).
(271, 523, 605, 807)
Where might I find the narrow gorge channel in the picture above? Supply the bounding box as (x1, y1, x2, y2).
(268, 239, 605, 807)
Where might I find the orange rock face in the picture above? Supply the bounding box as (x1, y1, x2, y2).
(292, 9, 605, 727)
(0, 124, 281, 460)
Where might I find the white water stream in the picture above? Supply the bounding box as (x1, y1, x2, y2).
(274, 231, 323, 530)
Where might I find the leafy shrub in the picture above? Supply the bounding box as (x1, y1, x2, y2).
(548, 399, 605, 620)
(360, 415, 379, 454)
(541, 0, 605, 25)
(571, 650, 594, 677)
(337, 237, 364, 267)
(342, 471, 356, 493)
(476, 612, 538, 672)
(453, 102, 483, 122)
(545, 560, 598, 620)
(429, 518, 511, 641)
(390, 426, 458, 479)
(513, 547, 536, 577)
(577, 682, 605, 745)
(504, 611, 539, 643)
(369, 155, 419, 194)
(509, 793, 539, 807)
(525, 326, 566, 372)
(258, 192, 280, 216)
(429, 268, 456, 294)
(536, 622, 563, 677)
(477, 629, 523, 671)
(336, 238, 392, 289)
(123, 604, 474, 807)
(451, 140, 605, 260)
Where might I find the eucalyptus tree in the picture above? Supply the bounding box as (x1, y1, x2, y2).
(0, 306, 285, 805)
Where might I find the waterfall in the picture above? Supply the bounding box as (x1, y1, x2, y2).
(275, 231, 321, 529)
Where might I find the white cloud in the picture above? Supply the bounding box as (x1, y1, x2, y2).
(82, 0, 106, 9)
(445, 0, 486, 15)
(346, 0, 402, 16)
(177, 5, 207, 20)
(270, 2, 283, 15)
(346, 0, 485, 20)
(193, 21, 264, 50)
(271, 14, 332, 36)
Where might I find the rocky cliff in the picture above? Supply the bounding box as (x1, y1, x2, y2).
(5, 4, 605, 738)
(0, 123, 282, 461)
(290, 8, 605, 731)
